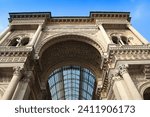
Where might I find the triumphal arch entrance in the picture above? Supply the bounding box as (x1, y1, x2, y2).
(0, 12, 150, 100)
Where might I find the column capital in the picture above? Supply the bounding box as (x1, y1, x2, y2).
(118, 64, 128, 76)
(112, 76, 123, 81)
(97, 23, 103, 30)
(13, 67, 23, 77)
(22, 70, 34, 83)
(109, 71, 122, 82)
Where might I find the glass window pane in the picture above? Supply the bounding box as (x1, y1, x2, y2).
(48, 66, 95, 100)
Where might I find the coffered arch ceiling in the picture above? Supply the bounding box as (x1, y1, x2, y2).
(38, 35, 102, 81)
(36, 33, 104, 57)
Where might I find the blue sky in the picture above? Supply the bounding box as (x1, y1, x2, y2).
(0, 0, 149, 41)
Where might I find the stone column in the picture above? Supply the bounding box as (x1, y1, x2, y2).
(29, 24, 43, 46)
(98, 24, 111, 44)
(112, 75, 132, 100)
(119, 64, 142, 100)
(1, 67, 23, 100)
(127, 24, 148, 44)
(12, 77, 30, 100)
(0, 26, 12, 44)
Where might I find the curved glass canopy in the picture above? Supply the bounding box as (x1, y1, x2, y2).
(48, 66, 96, 100)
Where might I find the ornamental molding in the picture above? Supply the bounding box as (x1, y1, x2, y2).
(96, 19, 129, 24)
(45, 24, 97, 30)
(11, 19, 45, 25)
(0, 57, 27, 63)
(48, 18, 94, 24)
(0, 46, 32, 52)
(0, 46, 32, 62)
(108, 45, 150, 64)
(109, 44, 150, 50)
(144, 65, 150, 79)
(44, 25, 97, 33)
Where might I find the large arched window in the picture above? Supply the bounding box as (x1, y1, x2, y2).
(21, 37, 29, 46)
(9, 36, 29, 46)
(9, 37, 19, 46)
(121, 36, 128, 45)
(111, 36, 119, 44)
(48, 66, 96, 100)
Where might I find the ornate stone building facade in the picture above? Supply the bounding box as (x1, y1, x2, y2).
(0, 11, 149, 100)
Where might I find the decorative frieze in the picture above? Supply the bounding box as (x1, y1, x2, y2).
(0, 57, 27, 63)
(144, 65, 150, 79)
(11, 19, 45, 25)
(48, 18, 94, 24)
(96, 19, 129, 25)
(108, 45, 150, 66)
(0, 46, 32, 52)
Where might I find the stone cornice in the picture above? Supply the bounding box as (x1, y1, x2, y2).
(108, 45, 150, 61)
(104, 44, 150, 69)
(0, 46, 32, 52)
(8, 11, 131, 24)
(0, 46, 32, 57)
(11, 19, 46, 25)
(0, 46, 33, 63)
(9, 12, 50, 22)
(108, 44, 150, 51)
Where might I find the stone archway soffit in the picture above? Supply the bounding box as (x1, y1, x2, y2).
(36, 32, 104, 57)
(139, 81, 150, 95)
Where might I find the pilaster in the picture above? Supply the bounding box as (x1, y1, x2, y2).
(118, 64, 142, 100)
(112, 75, 132, 100)
(28, 24, 43, 46)
(98, 24, 111, 44)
